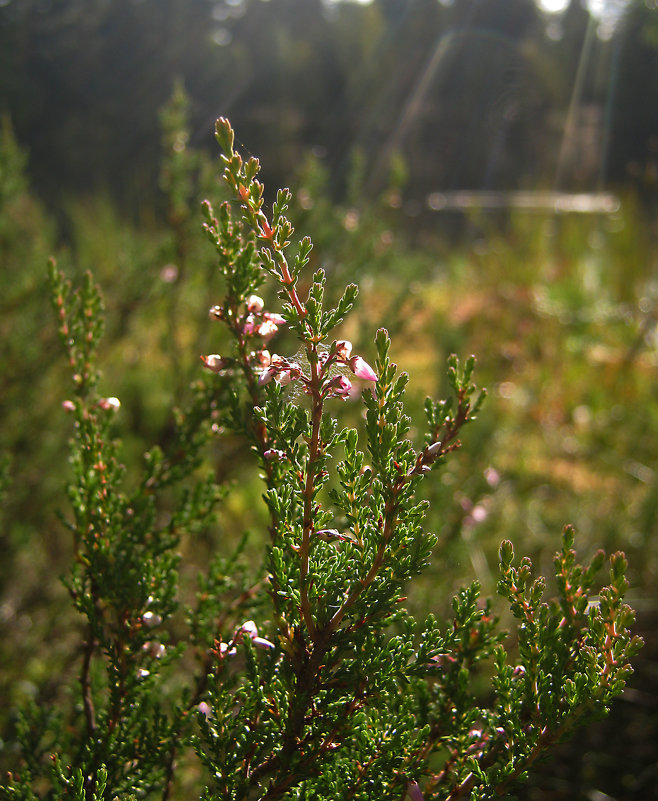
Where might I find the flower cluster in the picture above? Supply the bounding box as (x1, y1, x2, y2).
(202, 291, 377, 400)
(202, 293, 288, 377)
(258, 338, 377, 399)
(216, 619, 275, 659)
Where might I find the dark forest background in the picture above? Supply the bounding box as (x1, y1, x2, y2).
(1, 0, 657, 217)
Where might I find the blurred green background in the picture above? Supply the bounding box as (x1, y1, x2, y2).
(1, 0, 657, 798)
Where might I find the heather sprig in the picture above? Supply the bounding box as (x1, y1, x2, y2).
(1, 117, 641, 801)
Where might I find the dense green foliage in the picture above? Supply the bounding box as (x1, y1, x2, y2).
(0, 114, 647, 801)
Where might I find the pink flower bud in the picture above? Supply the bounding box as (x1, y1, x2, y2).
(62, 400, 76, 413)
(258, 366, 276, 385)
(263, 448, 286, 461)
(142, 611, 162, 628)
(252, 636, 275, 650)
(242, 314, 258, 335)
(208, 305, 223, 320)
(197, 701, 212, 718)
(275, 362, 301, 386)
(239, 620, 259, 639)
(334, 340, 352, 361)
(98, 397, 121, 411)
(246, 294, 264, 313)
(349, 356, 377, 382)
(327, 375, 352, 397)
(235, 620, 275, 650)
(201, 354, 229, 373)
(484, 466, 501, 487)
(219, 641, 237, 657)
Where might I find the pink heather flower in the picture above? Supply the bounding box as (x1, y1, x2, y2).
(246, 294, 264, 313)
(242, 314, 258, 335)
(263, 448, 286, 461)
(201, 354, 229, 373)
(218, 641, 237, 657)
(159, 263, 178, 283)
(208, 305, 223, 320)
(258, 366, 276, 385)
(239, 620, 259, 640)
(236, 620, 275, 650)
(98, 397, 121, 411)
(333, 339, 353, 361)
(252, 636, 275, 650)
(349, 355, 377, 382)
(142, 611, 162, 628)
(276, 369, 294, 386)
(327, 375, 352, 398)
(197, 701, 212, 718)
(484, 466, 501, 487)
(257, 319, 279, 339)
(263, 311, 286, 326)
(62, 400, 76, 413)
(276, 362, 301, 386)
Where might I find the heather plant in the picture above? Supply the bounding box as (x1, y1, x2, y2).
(0, 119, 642, 801)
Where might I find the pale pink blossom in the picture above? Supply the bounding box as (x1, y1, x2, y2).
(258, 366, 276, 385)
(201, 354, 229, 373)
(142, 611, 162, 628)
(276, 369, 294, 386)
(246, 294, 264, 313)
(275, 362, 301, 386)
(62, 400, 76, 413)
(257, 319, 279, 339)
(159, 264, 178, 283)
(197, 702, 212, 718)
(349, 356, 377, 382)
(218, 641, 237, 657)
(242, 314, 259, 335)
(239, 620, 259, 639)
(208, 305, 223, 320)
(252, 636, 275, 650)
(98, 397, 121, 411)
(263, 448, 286, 461)
(235, 620, 275, 651)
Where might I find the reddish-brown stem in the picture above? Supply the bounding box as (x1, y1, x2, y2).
(299, 350, 322, 639)
(327, 482, 402, 635)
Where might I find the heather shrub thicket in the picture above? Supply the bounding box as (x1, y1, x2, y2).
(0, 118, 642, 801)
